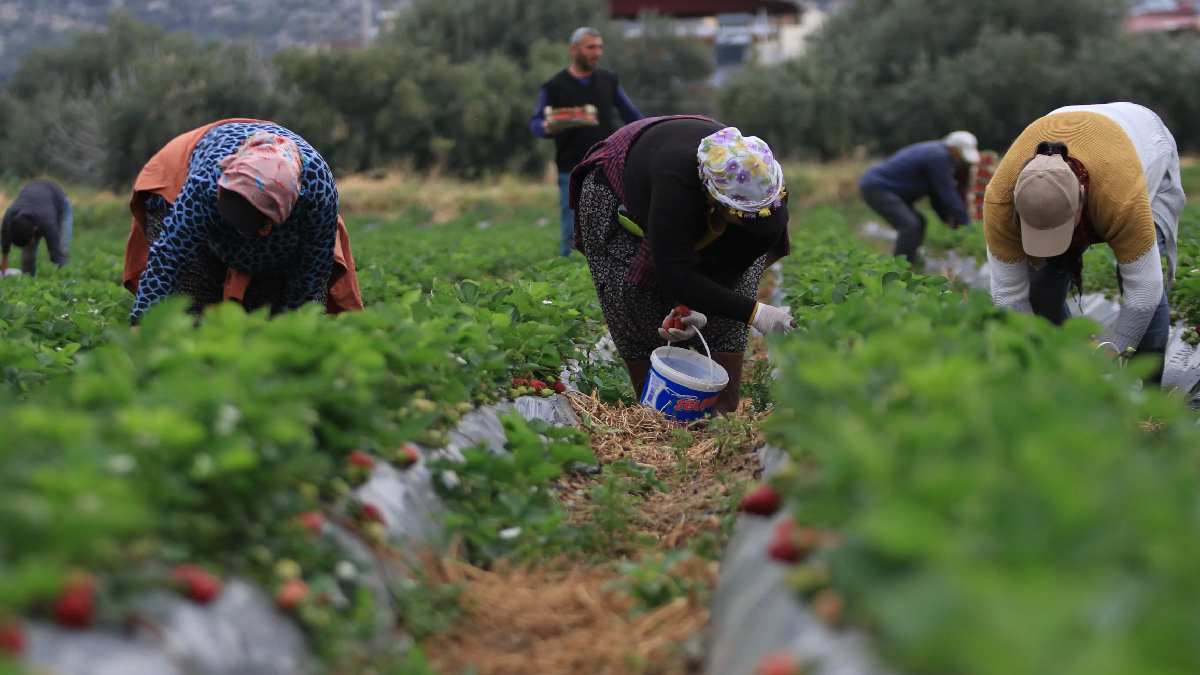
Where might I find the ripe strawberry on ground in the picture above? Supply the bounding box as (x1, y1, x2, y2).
(740, 484, 782, 516)
(0, 620, 24, 657)
(395, 444, 420, 469)
(276, 580, 309, 613)
(360, 502, 386, 524)
(296, 511, 325, 535)
(170, 565, 223, 605)
(346, 450, 375, 485)
(767, 518, 821, 564)
(347, 450, 375, 470)
(53, 574, 96, 629)
(756, 651, 804, 675)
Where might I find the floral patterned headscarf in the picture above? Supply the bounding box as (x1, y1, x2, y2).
(217, 131, 304, 227)
(696, 127, 785, 218)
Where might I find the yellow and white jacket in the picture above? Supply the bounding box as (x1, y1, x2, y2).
(983, 102, 1186, 351)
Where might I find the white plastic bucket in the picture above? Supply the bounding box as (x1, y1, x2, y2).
(640, 328, 729, 421)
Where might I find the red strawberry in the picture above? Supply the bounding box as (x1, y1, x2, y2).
(361, 502, 385, 524)
(396, 444, 420, 469)
(529, 379, 548, 391)
(347, 450, 375, 470)
(53, 575, 96, 629)
(275, 580, 309, 612)
(0, 620, 24, 657)
(767, 518, 820, 564)
(740, 484, 782, 516)
(554, 380, 567, 394)
(674, 304, 691, 317)
(756, 651, 804, 675)
(170, 565, 223, 605)
(296, 511, 325, 535)
(667, 317, 684, 331)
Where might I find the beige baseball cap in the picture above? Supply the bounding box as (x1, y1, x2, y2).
(943, 131, 981, 164)
(1014, 154, 1081, 258)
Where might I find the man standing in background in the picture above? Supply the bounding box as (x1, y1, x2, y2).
(531, 26, 643, 257)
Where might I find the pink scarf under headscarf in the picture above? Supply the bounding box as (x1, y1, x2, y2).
(217, 131, 303, 227)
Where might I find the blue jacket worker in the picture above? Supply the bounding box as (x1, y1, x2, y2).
(859, 131, 980, 264)
(530, 26, 642, 257)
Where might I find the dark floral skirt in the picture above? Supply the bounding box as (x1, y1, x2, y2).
(574, 170, 765, 361)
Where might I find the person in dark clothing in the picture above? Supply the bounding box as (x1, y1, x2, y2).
(570, 116, 794, 414)
(530, 26, 642, 257)
(1, 179, 72, 276)
(859, 131, 980, 264)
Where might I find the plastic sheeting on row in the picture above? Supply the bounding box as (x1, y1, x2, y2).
(710, 239, 1200, 675)
(706, 446, 891, 675)
(1163, 333, 1200, 405)
(356, 395, 577, 546)
(19, 389, 588, 675)
(24, 624, 184, 675)
(130, 581, 313, 675)
(24, 581, 313, 675)
(923, 250, 992, 292)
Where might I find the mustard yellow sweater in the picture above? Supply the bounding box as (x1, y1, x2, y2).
(983, 111, 1155, 265)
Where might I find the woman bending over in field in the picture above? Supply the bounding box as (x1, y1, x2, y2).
(983, 102, 1185, 383)
(124, 119, 363, 323)
(569, 116, 794, 413)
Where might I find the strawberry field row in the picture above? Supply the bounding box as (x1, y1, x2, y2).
(721, 204, 1200, 675)
(0, 205, 565, 395)
(0, 206, 606, 671)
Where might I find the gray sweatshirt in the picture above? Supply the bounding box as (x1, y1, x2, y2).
(1, 179, 72, 275)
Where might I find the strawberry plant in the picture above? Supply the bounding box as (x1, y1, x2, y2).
(0, 195, 610, 666)
(760, 205, 1200, 675)
(431, 414, 597, 564)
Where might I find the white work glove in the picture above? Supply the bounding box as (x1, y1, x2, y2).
(751, 302, 794, 335)
(659, 305, 707, 341)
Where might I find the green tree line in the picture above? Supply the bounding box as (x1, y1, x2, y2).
(720, 0, 1200, 159)
(0, 1, 713, 187)
(2, 0, 1198, 187)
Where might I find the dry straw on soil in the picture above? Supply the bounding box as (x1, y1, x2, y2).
(421, 557, 715, 675)
(561, 392, 764, 549)
(418, 394, 767, 675)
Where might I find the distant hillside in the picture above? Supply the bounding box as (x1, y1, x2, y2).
(0, 0, 412, 79)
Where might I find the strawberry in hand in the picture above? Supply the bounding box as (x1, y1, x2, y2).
(658, 305, 707, 342)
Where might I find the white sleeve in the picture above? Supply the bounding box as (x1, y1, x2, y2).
(986, 249, 1032, 314)
(1106, 241, 1165, 353)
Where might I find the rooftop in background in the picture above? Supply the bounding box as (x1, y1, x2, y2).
(610, 0, 802, 19)
(1125, 0, 1200, 33)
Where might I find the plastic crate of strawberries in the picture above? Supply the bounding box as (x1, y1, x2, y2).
(544, 105, 598, 131)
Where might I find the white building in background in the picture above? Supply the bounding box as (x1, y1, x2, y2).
(755, 1, 839, 63)
(610, 0, 845, 85)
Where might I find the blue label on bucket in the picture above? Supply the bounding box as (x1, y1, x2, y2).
(641, 365, 721, 421)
